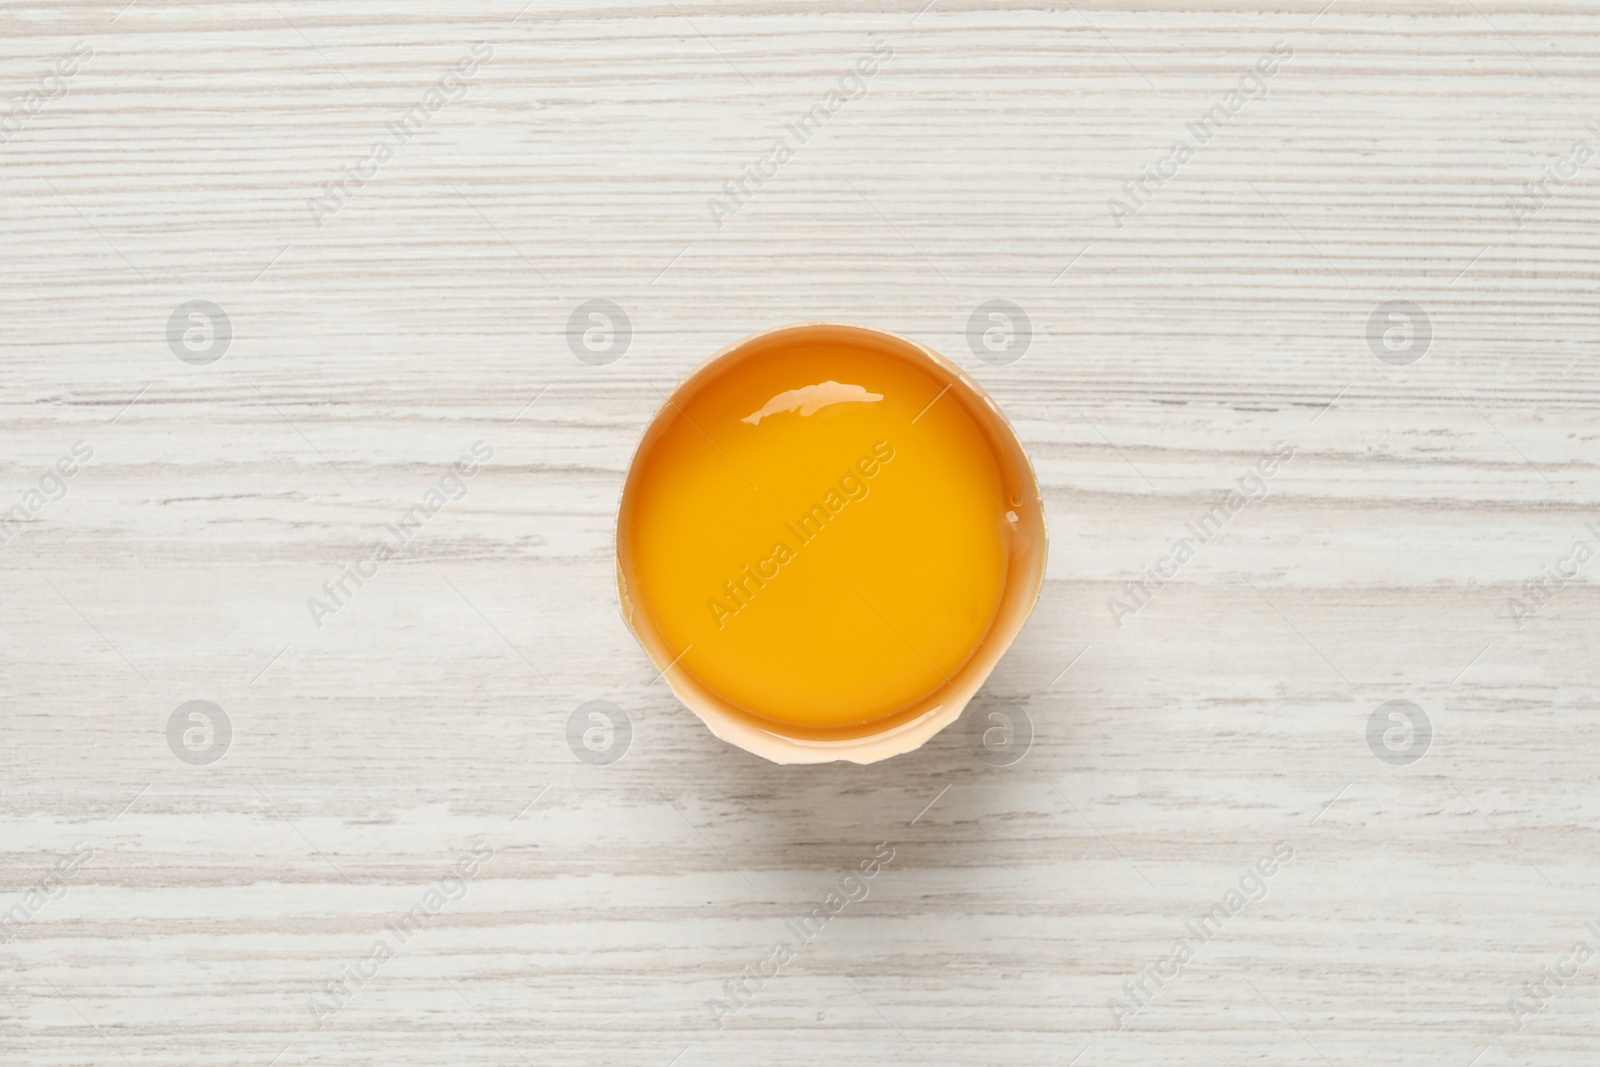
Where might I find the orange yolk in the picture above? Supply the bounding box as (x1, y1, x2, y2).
(621, 339, 1017, 730)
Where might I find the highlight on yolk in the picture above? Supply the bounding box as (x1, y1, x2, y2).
(618, 329, 1024, 734)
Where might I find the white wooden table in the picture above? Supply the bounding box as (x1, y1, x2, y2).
(4, 2, 1598, 1064)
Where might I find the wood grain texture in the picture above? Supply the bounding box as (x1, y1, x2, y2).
(3, 1, 1599, 1064)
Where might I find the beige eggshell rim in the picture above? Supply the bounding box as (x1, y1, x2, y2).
(614, 322, 1048, 765)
